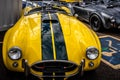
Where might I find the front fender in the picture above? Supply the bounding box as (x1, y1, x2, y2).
(2, 17, 28, 72)
(68, 19, 101, 70)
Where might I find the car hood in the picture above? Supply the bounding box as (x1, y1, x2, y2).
(106, 7, 120, 17)
(96, 5, 120, 17)
(28, 13, 99, 64)
(5, 12, 100, 65)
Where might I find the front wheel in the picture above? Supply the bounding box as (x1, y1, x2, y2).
(90, 14, 104, 32)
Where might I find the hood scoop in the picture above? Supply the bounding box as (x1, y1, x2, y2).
(42, 14, 58, 23)
(42, 19, 58, 23)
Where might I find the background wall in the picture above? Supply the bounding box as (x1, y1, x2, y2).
(0, 0, 22, 31)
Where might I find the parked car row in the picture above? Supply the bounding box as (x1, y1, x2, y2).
(72, 0, 120, 31)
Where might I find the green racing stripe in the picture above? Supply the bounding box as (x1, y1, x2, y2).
(41, 13, 54, 60)
(50, 13, 68, 60)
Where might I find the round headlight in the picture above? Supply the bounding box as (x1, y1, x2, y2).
(86, 47, 99, 60)
(8, 47, 22, 60)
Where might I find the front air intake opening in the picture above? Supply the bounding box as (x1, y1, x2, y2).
(31, 60, 78, 73)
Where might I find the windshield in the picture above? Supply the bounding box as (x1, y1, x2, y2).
(24, 1, 70, 15)
(103, 0, 120, 4)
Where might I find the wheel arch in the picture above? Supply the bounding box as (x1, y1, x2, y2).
(89, 12, 107, 29)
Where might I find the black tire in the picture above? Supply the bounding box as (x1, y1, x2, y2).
(90, 14, 104, 32)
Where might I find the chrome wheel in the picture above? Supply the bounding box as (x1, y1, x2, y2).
(90, 14, 103, 31)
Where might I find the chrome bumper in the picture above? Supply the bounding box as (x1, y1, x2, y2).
(22, 59, 85, 80)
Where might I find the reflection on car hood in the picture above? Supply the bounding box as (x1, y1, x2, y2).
(24, 12, 98, 64)
(95, 5, 120, 18)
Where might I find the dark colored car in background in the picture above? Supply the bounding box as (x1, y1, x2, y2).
(73, 0, 120, 31)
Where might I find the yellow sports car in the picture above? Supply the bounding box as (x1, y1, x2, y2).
(2, 1, 101, 80)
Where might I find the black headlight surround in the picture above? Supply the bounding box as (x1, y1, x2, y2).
(8, 47, 22, 60)
(86, 46, 99, 60)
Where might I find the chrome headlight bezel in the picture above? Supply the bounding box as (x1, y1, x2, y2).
(86, 46, 99, 60)
(110, 16, 115, 22)
(8, 47, 22, 60)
